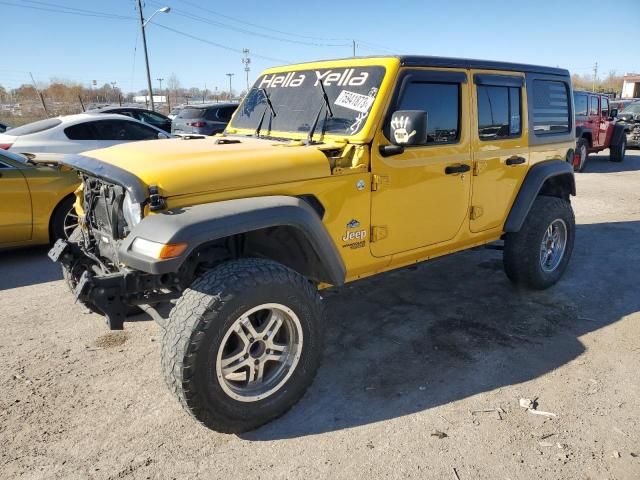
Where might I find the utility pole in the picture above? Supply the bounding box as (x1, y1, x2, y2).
(156, 78, 164, 106)
(592, 62, 598, 92)
(110, 81, 117, 104)
(137, 0, 155, 111)
(242, 49, 251, 92)
(226, 73, 235, 99)
(352, 40, 356, 57)
(29, 72, 48, 115)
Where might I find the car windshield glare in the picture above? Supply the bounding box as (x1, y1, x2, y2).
(7, 118, 63, 136)
(621, 103, 640, 114)
(230, 66, 386, 137)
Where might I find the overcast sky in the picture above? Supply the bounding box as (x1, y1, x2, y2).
(2, 0, 639, 93)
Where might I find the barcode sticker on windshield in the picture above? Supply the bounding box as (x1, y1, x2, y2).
(334, 90, 375, 113)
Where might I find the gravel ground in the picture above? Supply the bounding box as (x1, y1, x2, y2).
(1, 150, 639, 480)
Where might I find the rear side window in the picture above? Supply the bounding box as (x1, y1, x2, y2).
(217, 106, 236, 122)
(589, 96, 599, 116)
(89, 120, 159, 140)
(204, 109, 219, 121)
(574, 93, 588, 116)
(65, 123, 96, 140)
(531, 80, 570, 134)
(8, 118, 62, 136)
(178, 108, 205, 119)
(396, 82, 460, 145)
(601, 97, 609, 116)
(477, 85, 521, 140)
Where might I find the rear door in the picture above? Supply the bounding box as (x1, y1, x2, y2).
(599, 96, 612, 146)
(470, 72, 529, 233)
(0, 159, 32, 243)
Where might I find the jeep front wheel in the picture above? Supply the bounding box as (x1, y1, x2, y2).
(503, 196, 575, 289)
(610, 136, 626, 163)
(161, 258, 324, 433)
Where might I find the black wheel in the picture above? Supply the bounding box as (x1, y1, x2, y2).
(61, 228, 102, 314)
(51, 196, 78, 242)
(610, 136, 626, 162)
(503, 196, 575, 290)
(574, 138, 589, 172)
(161, 258, 324, 433)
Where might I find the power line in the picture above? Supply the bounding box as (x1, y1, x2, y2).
(149, 21, 290, 64)
(0, 0, 135, 20)
(147, 0, 349, 47)
(173, 0, 351, 43)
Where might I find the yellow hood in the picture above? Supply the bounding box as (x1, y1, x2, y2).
(83, 136, 333, 198)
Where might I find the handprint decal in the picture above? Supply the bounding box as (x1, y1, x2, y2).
(391, 115, 416, 144)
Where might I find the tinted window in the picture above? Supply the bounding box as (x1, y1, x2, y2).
(90, 120, 158, 141)
(64, 123, 96, 140)
(204, 109, 219, 121)
(8, 118, 62, 136)
(139, 111, 167, 124)
(601, 97, 609, 116)
(217, 106, 236, 122)
(532, 80, 570, 134)
(396, 82, 460, 144)
(477, 85, 521, 140)
(178, 108, 205, 119)
(574, 93, 588, 116)
(589, 96, 599, 116)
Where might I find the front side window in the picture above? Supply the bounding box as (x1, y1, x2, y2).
(531, 80, 570, 134)
(394, 82, 460, 145)
(477, 85, 521, 140)
(574, 93, 588, 117)
(601, 97, 609, 116)
(590, 96, 599, 116)
(231, 66, 386, 137)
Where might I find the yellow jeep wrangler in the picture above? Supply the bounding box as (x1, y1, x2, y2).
(51, 56, 577, 433)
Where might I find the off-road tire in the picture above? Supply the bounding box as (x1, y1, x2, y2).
(161, 258, 324, 433)
(503, 196, 575, 290)
(610, 136, 626, 163)
(574, 138, 589, 172)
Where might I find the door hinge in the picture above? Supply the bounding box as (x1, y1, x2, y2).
(370, 225, 388, 242)
(470, 205, 483, 220)
(371, 175, 389, 191)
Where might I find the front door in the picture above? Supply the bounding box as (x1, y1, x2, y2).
(589, 95, 601, 148)
(0, 161, 32, 243)
(470, 71, 529, 232)
(370, 68, 472, 257)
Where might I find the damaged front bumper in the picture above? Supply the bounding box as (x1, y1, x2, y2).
(49, 239, 179, 330)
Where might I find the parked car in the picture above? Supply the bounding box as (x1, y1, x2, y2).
(610, 98, 640, 114)
(0, 121, 9, 133)
(171, 103, 237, 135)
(0, 150, 78, 249)
(168, 106, 183, 121)
(573, 90, 626, 171)
(0, 113, 171, 154)
(616, 101, 640, 148)
(53, 55, 578, 434)
(94, 106, 172, 133)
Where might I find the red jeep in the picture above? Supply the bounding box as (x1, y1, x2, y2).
(573, 90, 627, 171)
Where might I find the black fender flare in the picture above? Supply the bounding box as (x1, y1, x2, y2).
(118, 195, 346, 285)
(611, 123, 626, 146)
(504, 160, 575, 233)
(575, 126, 592, 145)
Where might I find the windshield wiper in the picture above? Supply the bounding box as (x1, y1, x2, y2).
(254, 88, 277, 138)
(306, 80, 334, 145)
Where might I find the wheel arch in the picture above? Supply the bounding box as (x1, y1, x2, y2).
(610, 123, 626, 146)
(118, 195, 346, 286)
(576, 126, 592, 146)
(504, 160, 575, 233)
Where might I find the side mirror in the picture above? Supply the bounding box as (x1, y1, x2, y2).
(389, 110, 427, 146)
(610, 108, 618, 118)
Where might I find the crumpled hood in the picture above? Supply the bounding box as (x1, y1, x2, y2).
(81, 136, 332, 198)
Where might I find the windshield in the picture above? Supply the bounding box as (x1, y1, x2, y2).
(231, 66, 386, 137)
(621, 103, 640, 114)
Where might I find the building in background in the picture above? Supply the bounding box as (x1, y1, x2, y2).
(621, 74, 640, 99)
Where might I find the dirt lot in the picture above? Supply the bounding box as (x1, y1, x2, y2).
(1, 150, 639, 480)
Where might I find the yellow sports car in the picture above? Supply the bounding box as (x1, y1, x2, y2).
(0, 150, 79, 249)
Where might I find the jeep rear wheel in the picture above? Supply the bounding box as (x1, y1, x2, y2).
(575, 138, 588, 172)
(161, 258, 324, 433)
(503, 196, 575, 289)
(610, 136, 626, 163)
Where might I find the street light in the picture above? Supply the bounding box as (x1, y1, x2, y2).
(136, 1, 170, 111)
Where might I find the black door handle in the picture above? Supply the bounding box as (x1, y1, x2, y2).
(505, 156, 526, 166)
(445, 164, 471, 174)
